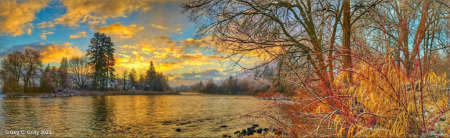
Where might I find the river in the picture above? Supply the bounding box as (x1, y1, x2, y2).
(0, 92, 278, 137)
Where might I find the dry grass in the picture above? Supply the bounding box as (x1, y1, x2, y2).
(271, 55, 450, 137)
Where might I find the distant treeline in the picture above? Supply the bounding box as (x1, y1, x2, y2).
(0, 32, 170, 93)
(120, 61, 170, 92)
(173, 75, 271, 95)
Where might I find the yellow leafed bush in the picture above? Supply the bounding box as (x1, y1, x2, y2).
(328, 59, 450, 137)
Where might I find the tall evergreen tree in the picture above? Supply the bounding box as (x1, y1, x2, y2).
(146, 61, 156, 91)
(86, 32, 115, 90)
(105, 35, 115, 90)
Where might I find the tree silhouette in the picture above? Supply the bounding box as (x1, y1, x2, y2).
(86, 32, 115, 90)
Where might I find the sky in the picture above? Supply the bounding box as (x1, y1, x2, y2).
(0, 0, 260, 86)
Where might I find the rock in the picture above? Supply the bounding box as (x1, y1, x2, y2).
(176, 129, 181, 132)
(263, 128, 269, 131)
(234, 131, 240, 134)
(222, 134, 228, 137)
(252, 124, 259, 127)
(247, 131, 254, 135)
(256, 128, 262, 133)
(251, 126, 256, 129)
(247, 128, 252, 132)
(219, 125, 227, 128)
(242, 129, 247, 134)
(440, 118, 446, 121)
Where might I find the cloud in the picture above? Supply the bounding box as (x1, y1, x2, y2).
(40, 42, 83, 63)
(54, 0, 153, 27)
(95, 22, 144, 39)
(37, 21, 55, 28)
(70, 31, 87, 38)
(174, 53, 203, 59)
(0, 0, 49, 36)
(118, 42, 156, 55)
(117, 37, 186, 59)
(151, 24, 169, 30)
(0, 42, 83, 63)
(174, 69, 224, 81)
(40, 31, 54, 40)
(27, 28, 32, 35)
(157, 61, 183, 70)
(180, 38, 208, 49)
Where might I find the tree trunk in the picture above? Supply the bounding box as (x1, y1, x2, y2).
(343, 0, 352, 83)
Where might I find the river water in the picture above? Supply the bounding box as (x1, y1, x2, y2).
(0, 92, 278, 137)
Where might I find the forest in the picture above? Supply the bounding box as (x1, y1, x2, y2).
(0, 32, 171, 94)
(182, 0, 450, 137)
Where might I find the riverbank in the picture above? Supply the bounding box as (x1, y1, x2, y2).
(1, 90, 180, 98)
(179, 91, 292, 100)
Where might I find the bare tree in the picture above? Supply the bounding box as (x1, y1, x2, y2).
(182, 0, 379, 89)
(0, 51, 24, 92)
(68, 56, 90, 89)
(21, 48, 42, 93)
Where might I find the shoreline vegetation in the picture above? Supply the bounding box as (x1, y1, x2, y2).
(2, 90, 180, 98)
(1, 33, 173, 99)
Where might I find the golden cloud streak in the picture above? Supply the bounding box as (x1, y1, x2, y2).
(39, 42, 83, 63)
(95, 22, 144, 39)
(70, 31, 87, 39)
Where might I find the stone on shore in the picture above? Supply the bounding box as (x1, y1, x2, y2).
(256, 128, 262, 133)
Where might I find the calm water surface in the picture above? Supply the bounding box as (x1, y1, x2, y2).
(0, 92, 277, 137)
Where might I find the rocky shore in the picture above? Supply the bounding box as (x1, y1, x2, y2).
(229, 124, 283, 137)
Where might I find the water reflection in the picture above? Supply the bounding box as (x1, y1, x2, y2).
(0, 93, 274, 137)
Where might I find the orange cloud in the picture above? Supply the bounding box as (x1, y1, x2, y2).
(40, 31, 54, 40)
(157, 61, 183, 70)
(153, 52, 170, 58)
(119, 45, 138, 50)
(37, 21, 54, 28)
(69, 31, 87, 38)
(183, 61, 212, 66)
(39, 42, 83, 63)
(174, 53, 203, 59)
(0, 0, 49, 36)
(117, 42, 157, 57)
(95, 22, 144, 39)
(54, 0, 152, 27)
